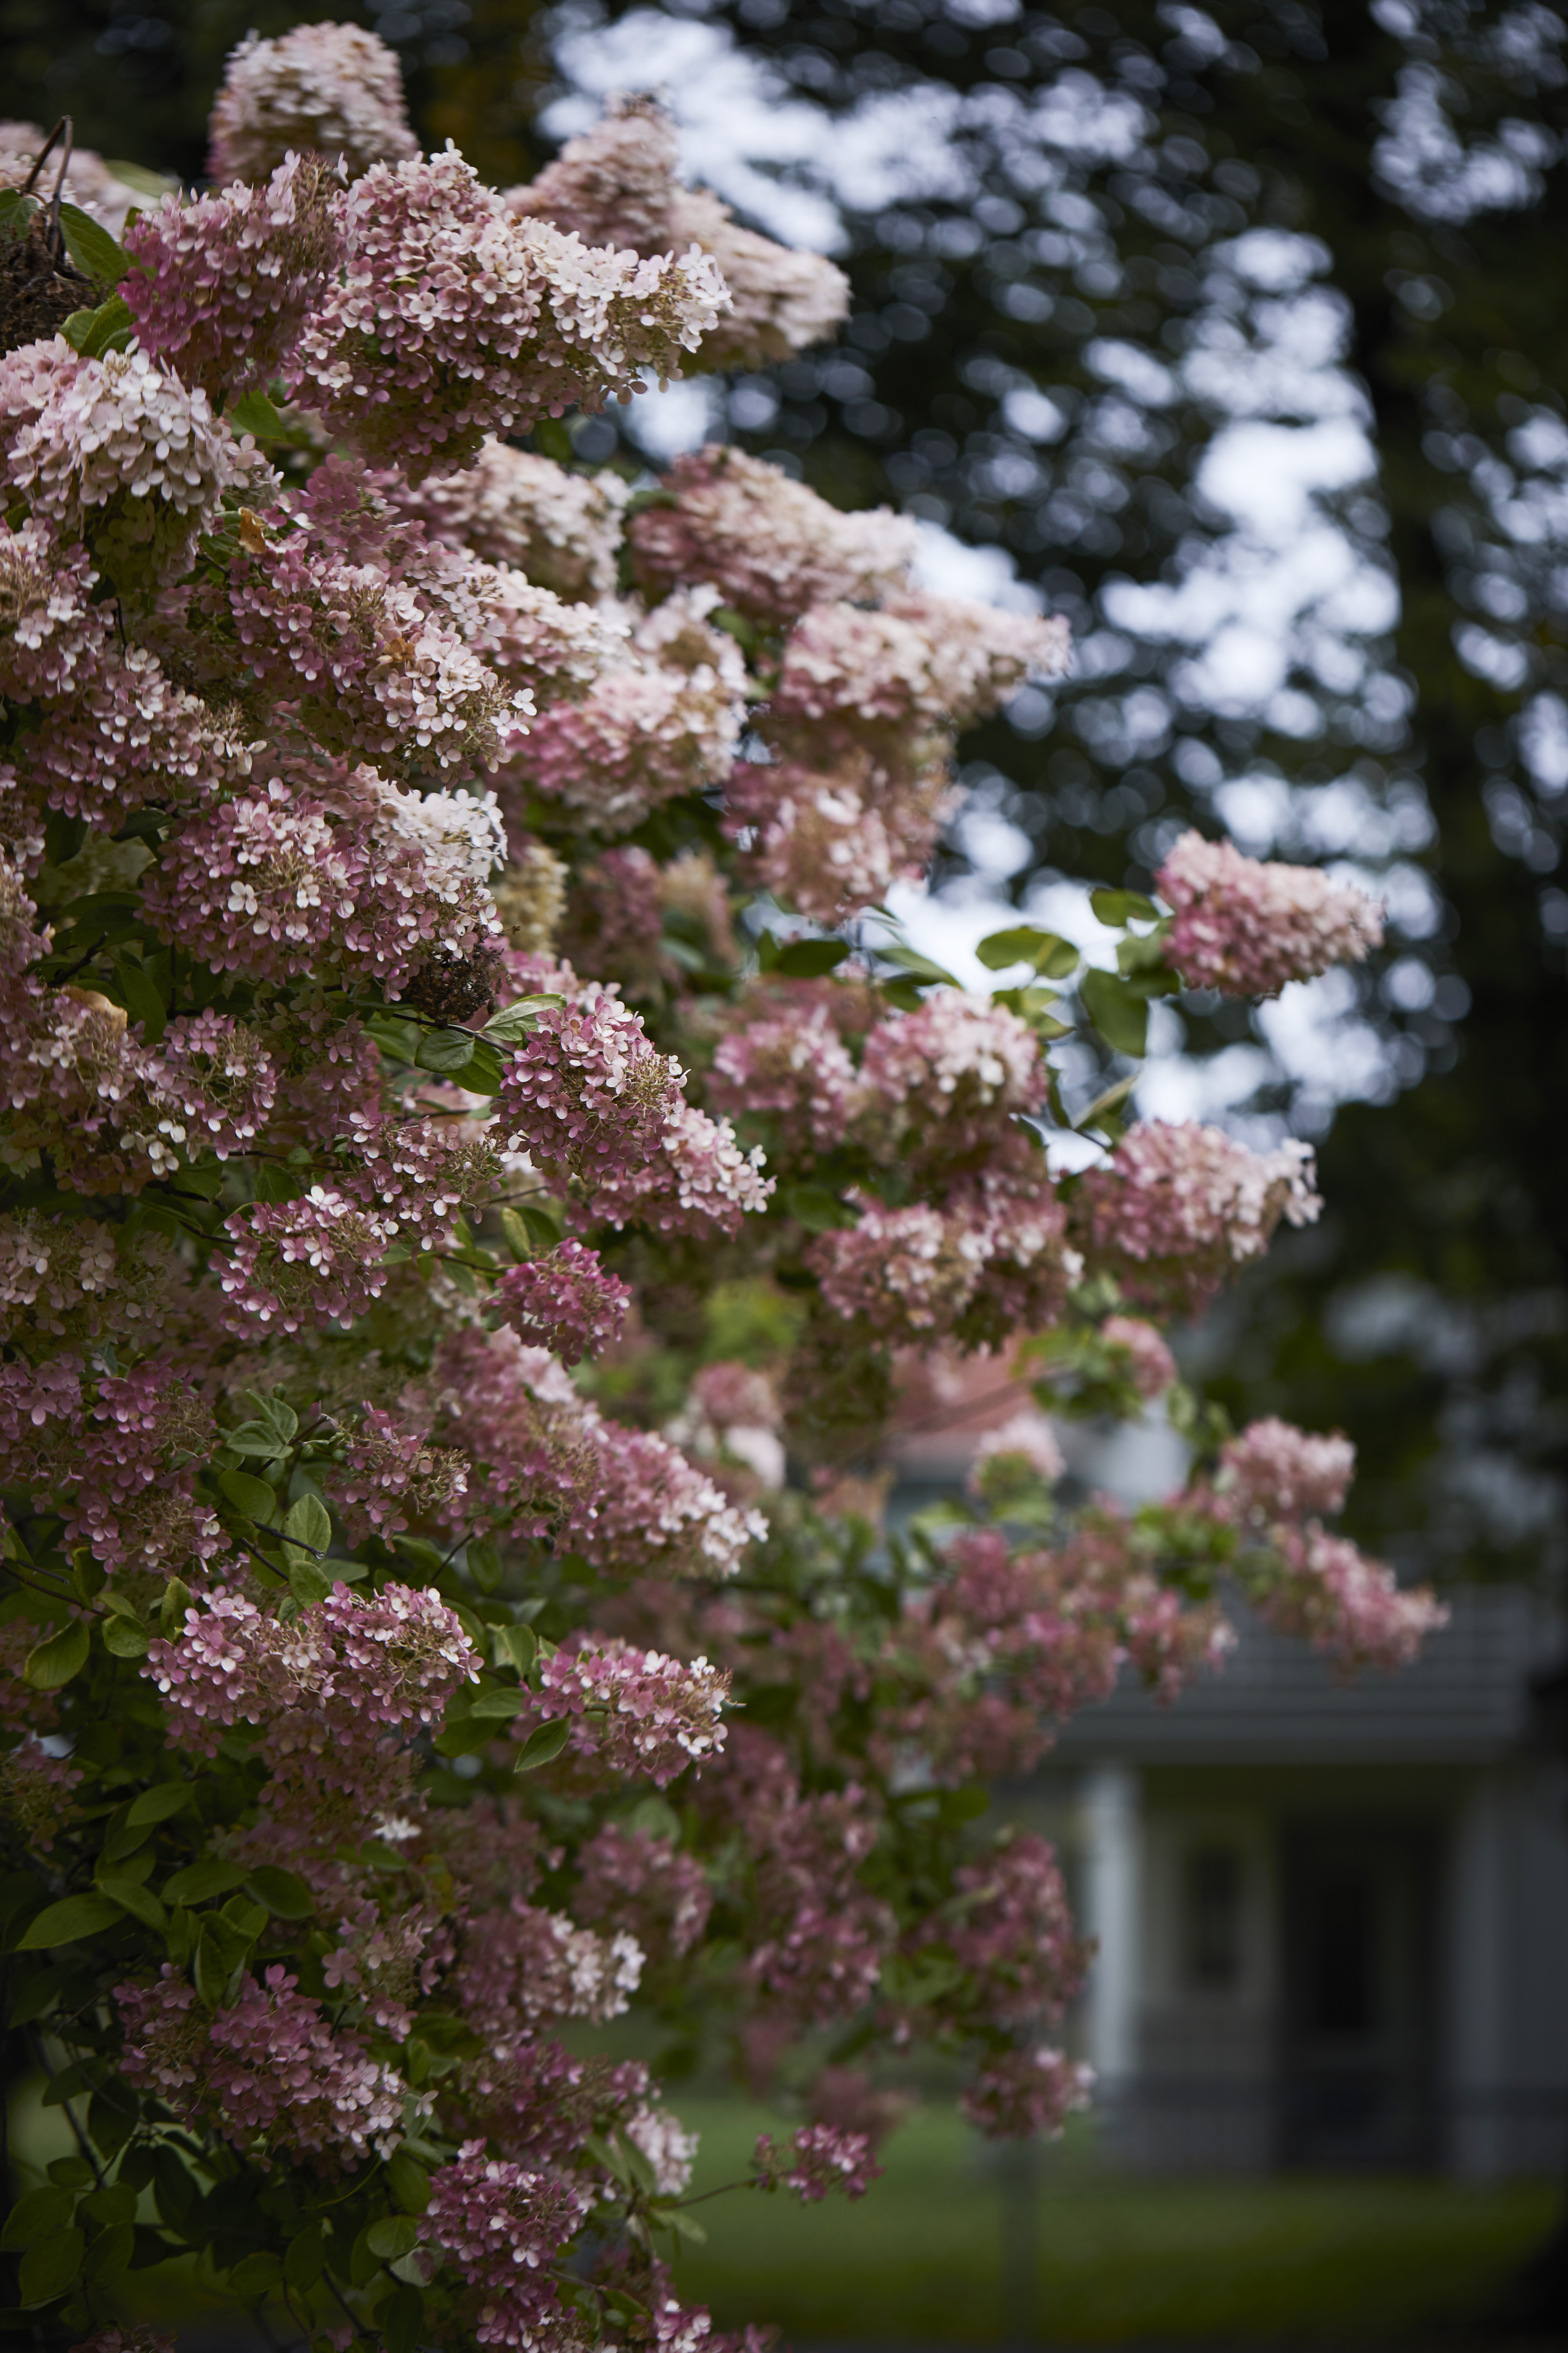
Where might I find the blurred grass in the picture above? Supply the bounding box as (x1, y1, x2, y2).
(10, 2079, 1557, 2343)
(666, 2099, 1558, 2343)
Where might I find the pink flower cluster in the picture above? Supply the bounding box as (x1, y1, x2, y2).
(512, 94, 849, 373)
(401, 440, 630, 601)
(1257, 1526, 1450, 1670)
(573, 1823, 714, 1962)
(146, 1581, 479, 1757)
(504, 588, 745, 834)
(1157, 831, 1385, 998)
(1, 339, 253, 589)
(117, 1962, 409, 2170)
(423, 2141, 592, 2351)
(206, 21, 419, 182)
(1073, 1121, 1322, 1317)
(333, 1406, 469, 1541)
(493, 1240, 632, 1366)
(144, 774, 501, 994)
(219, 1188, 399, 1334)
(1102, 1314, 1178, 1397)
(725, 750, 950, 925)
(752, 2123, 881, 2203)
(454, 1902, 644, 2038)
(497, 996, 770, 1237)
(960, 2046, 1094, 2140)
(288, 150, 729, 478)
(859, 989, 1048, 1145)
(122, 153, 340, 397)
(809, 1178, 1071, 1350)
(932, 1834, 1086, 2029)
(967, 1409, 1065, 1504)
(519, 1637, 731, 1786)
(1220, 1416, 1355, 1522)
(631, 446, 918, 627)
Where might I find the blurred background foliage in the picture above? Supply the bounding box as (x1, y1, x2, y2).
(5, 0, 1566, 1592)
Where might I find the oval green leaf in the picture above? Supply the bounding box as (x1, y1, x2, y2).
(2, 2186, 75, 2251)
(15, 1893, 125, 1950)
(366, 2214, 419, 2262)
(282, 1493, 331, 1552)
(246, 1863, 315, 1919)
(23, 1618, 90, 1691)
(126, 1781, 196, 1828)
(162, 1858, 248, 1908)
(19, 2225, 83, 2305)
(513, 1717, 572, 1773)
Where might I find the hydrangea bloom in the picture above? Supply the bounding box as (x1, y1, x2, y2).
(493, 1240, 632, 1365)
(206, 22, 419, 182)
(1219, 1416, 1356, 1523)
(517, 1637, 730, 1785)
(1253, 1526, 1450, 1669)
(573, 1823, 714, 1961)
(960, 2046, 1094, 2140)
(510, 95, 849, 374)
(288, 151, 729, 479)
(630, 445, 919, 626)
(423, 2141, 592, 2350)
(752, 2123, 881, 2202)
(1157, 830, 1385, 998)
(725, 750, 951, 926)
(399, 439, 630, 600)
(1102, 1314, 1178, 1397)
(122, 154, 340, 397)
(1073, 1121, 1323, 1316)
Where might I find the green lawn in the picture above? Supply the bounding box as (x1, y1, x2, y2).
(666, 2100, 1559, 2343)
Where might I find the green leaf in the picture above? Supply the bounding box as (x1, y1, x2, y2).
(654, 2203, 708, 2245)
(775, 938, 849, 978)
(386, 2150, 431, 2216)
(2, 2188, 75, 2251)
(223, 1422, 287, 1460)
(466, 1536, 502, 1594)
(244, 1389, 298, 1445)
(57, 201, 129, 287)
(103, 158, 177, 198)
(1076, 1074, 1139, 1135)
(1079, 967, 1149, 1058)
(366, 2214, 419, 2262)
(875, 943, 960, 987)
(514, 1202, 563, 1251)
(82, 2220, 134, 2288)
(285, 2222, 326, 2290)
(102, 1615, 150, 1659)
(14, 1893, 125, 1950)
(1090, 886, 1159, 927)
(226, 387, 289, 440)
(483, 993, 565, 1042)
(415, 1026, 486, 1074)
(18, 2226, 82, 2305)
(287, 1555, 333, 1606)
(95, 1877, 167, 1933)
(162, 1858, 248, 1908)
(378, 2281, 425, 2353)
(23, 1618, 90, 1691)
(119, 1787, 187, 1839)
(460, 1036, 505, 1095)
(493, 1623, 537, 1674)
(0, 189, 37, 238)
(469, 1687, 526, 1721)
(784, 1183, 854, 1233)
(108, 952, 166, 1043)
(61, 292, 134, 359)
(227, 2251, 284, 2299)
(282, 1493, 331, 1553)
(219, 1467, 277, 1522)
(513, 1717, 572, 1773)
(499, 1208, 535, 1263)
(246, 1864, 314, 1919)
(975, 924, 1080, 979)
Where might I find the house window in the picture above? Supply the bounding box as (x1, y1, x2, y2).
(1184, 1844, 1244, 1991)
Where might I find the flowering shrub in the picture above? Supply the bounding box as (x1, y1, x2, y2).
(0, 34, 1440, 2353)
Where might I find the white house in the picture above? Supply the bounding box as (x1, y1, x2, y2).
(1019, 1587, 1568, 2176)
